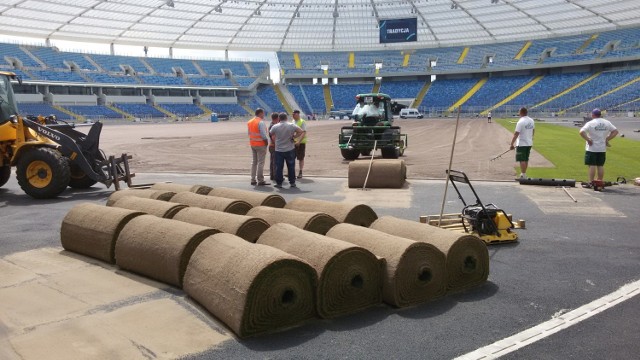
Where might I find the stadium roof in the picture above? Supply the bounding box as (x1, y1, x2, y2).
(0, 0, 639, 52)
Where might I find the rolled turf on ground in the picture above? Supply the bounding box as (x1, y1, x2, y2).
(170, 191, 252, 215)
(172, 207, 270, 243)
(105, 189, 175, 206)
(246, 206, 338, 235)
(326, 223, 446, 307)
(209, 187, 286, 208)
(257, 223, 382, 318)
(370, 216, 489, 292)
(348, 159, 407, 188)
(115, 215, 219, 287)
(285, 198, 378, 227)
(60, 203, 145, 263)
(151, 182, 213, 195)
(110, 196, 188, 218)
(183, 233, 317, 338)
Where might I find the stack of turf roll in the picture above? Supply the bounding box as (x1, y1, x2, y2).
(170, 192, 252, 215)
(370, 216, 489, 292)
(209, 187, 286, 208)
(348, 159, 407, 188)
(109, 196, 188, 218)
(184, 233, 317, 337)
(151, 182, 213, 195)
(61, 203, 144, 263)
(285, 198, 378, 227)
(172, 207, 270, 243)
(106, 188, 175, 206)
(326, 223, 446, 307)
(247, 206, 338, 235)
(115, 215, 219, 287)
(257, 223, 382, 318)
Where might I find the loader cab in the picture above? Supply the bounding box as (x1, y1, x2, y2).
(353, 93, 393, 126)
(0, 72, 19, 125)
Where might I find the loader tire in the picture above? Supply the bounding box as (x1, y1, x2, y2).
(0, 166, 10, 188)
(16, 147, 70, 199)
(68, 164, 98, 189)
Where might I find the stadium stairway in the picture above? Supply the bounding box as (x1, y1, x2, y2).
(293, 53, 301, 69)
(279, 85, 303, 113)
(577, 34, 599, 54)
(323, 84, 333, 113)
(372, 82, 381, 93)
(193, 61, 207, 76)
(154, 105, 175, 118)
(244, 63, 256, 77)
(85, 56, 105, 72)
(139, 58, 156, 74)
(274, 84, 293, 114)
(561, 75, 640, 113)
(54, 105, 84, 121)
(298, 84, 314, 115)
(106, 105, 134, 119)
(402, 53, 411, 67)
(411, 81, 431, 108)
(532, 72, 601, 109)
(348, 53, 355, 68)
(482, 75, 544, 115)
(19, 46, 46, 68)
(197, 104, 213, 115)
(457, 47, 470, 64)
(514, 41, 532, 60)
(239, 102, 254, 115)
(448, 77, 488, 112)
(612, 96, 640, 110)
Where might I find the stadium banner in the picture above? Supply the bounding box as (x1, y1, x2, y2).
(379, 18, 417, 43)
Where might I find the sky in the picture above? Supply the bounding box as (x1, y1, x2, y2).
(3, 34, 282, 82)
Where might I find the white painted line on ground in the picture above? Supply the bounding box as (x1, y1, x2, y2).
(455, 279, 640, 360)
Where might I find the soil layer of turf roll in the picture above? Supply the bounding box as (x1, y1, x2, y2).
(257, 223, 382, 318)
(326, 223, 446, 307)
(370, 216, 489, 292)
(183, 233, 317, 338)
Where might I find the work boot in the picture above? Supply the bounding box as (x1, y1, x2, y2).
(297, 171, 303, 179)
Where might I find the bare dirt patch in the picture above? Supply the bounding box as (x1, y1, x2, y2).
(98, 119, 553, 180)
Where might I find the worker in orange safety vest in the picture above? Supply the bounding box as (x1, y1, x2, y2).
(247, 108, 271, 186)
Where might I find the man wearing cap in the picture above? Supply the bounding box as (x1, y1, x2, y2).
(247, 108, 270, 186)
(510, 107, 535, 179)
(579, 109, 618, 185)
(269, 113, 305, 188)
(292, 110, 307, 179)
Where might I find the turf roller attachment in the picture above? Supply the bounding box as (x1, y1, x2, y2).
(151, 182, 213, 195)
(170, 192, 252, 215)
(348, 159, 407, 188)
(172, 207, 270, 243)
(247, 206, 338, 235)
(115, 215, 219, 287)
(105, 189, 175, 206)
(285, 197, 378, 227)
(183, 233, 317, 338)
(60, 203, 145, 263)
(110, 196, 188, 218)
(209, 187, 286, 208)
(326, 223, 446, 307)
(257, 223, 382, 318)
(370, 216, 489, 293)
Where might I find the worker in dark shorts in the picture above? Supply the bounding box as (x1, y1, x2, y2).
(292, 110, 307, 179)
(509, 107, 535, 179)
(579, 108, 618, 186)
(487, 111, 492, 123)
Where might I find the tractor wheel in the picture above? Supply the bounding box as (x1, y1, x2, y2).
(360, 149, 372, 157)
(68, 164, 98, 189)
(381, 146, 399, 159)
(16, 147, 70, 199)
(341, 148, 360, 160)
(0, 166, 10, 188)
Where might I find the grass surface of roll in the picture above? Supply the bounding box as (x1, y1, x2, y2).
(209, 187, 286, 208)
(370, 216, 489, 292)
(326, 223, 446, 307)
(184, 233, 317, 338)
(247, 206, 338, 235)
(170, 192, 252, 215)
(172, 207, 270, 243)
(115, 215, 219, 287)
(257, 223, 382, 318)
(105, 189, 175, 206)
(61, 203, 145, 263)
(285, 197, 378, 227)
(348, 159, 407, 188)
(151, 182, 213, 195)
(110, 196, 188, 218)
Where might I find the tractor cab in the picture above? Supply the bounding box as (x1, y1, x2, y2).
(0, 72, 19, 125)
(352, 93, 393, 126)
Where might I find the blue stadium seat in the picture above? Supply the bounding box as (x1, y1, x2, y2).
(203, 103, 248, 116)
(114, 103, 166, 118)
(419, 78, 478, 109)
(17, 103, 72, 119)
(159, 103, 204, 117)
(64, 105, 122, 119)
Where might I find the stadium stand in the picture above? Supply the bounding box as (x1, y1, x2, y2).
(84, 73, 139, 84)
(63, 105, 123, 119)
(288, 84, 326, 115)
(0, 43, 42, 68)
(138, 75, 185, 86)
(330, 84, 374, 110)
(144, 57, 200, 75)
(28, 69, 86, 83)
(255, 86, 286, 113)
(203, 103, 248, 116)
(17, 103, 71, 119)
(90, 54, 148, 74)
(419, 78, 478, 109)
(379, 79, 425, 100)
(114, 103, 166, 118)
(464, 75, 535, 108)
(28, 47, 96, 71)
(505, 72, 592, 108)
(159, 103, 205, 117)
(188, 76, 235, 87)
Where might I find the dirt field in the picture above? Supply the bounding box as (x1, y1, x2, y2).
(99, 119, 553, 180)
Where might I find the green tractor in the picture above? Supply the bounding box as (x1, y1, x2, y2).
(338, 93, 407, 160)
